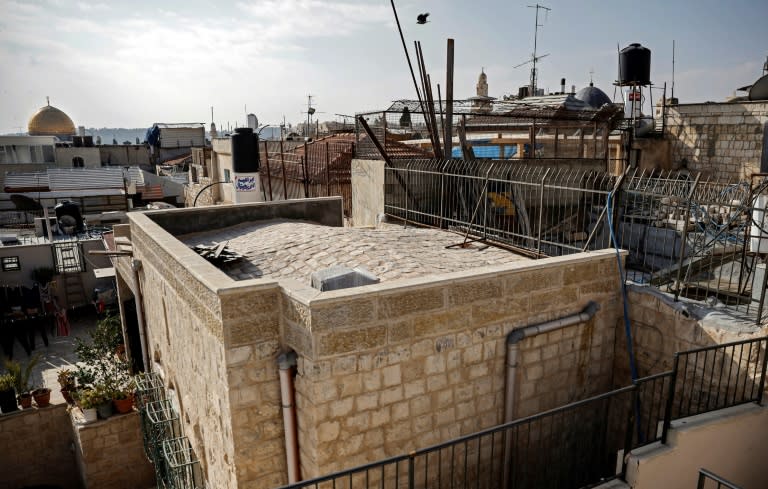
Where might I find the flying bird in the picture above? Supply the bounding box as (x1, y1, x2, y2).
(417, 13, 429, 24)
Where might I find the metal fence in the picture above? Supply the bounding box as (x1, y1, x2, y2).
(135, 372, 205, 489)
(696, 469, 743, 489)
(384, 159, 768, 323)
(280, 337, 766, 489)
(259, 138, 354, 217)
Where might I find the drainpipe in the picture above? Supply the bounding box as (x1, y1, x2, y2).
(278, 351, 301, 484)
(130, 258, 150, 372)
(502, 300, 600, 488)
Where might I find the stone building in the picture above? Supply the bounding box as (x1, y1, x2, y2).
(653, 101, 768, 178)
(110, 194, 627, 488)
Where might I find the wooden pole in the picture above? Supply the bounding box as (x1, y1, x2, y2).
(280, 139, 288, 199)
(263, 141, 273, 201)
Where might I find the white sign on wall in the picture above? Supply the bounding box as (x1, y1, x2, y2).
(235, 175, 257, 192)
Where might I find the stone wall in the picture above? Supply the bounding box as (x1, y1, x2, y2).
(284, 251, 622, 478)
(0, 404, 79, 489)
(129, 218, 238, 489)
(72, 410, 155, 489)
(614, 286, 767, 384)
(351, 159, 384, 227)
(664, 101, 768, 179)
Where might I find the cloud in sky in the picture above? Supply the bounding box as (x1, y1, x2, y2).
(0, 0, 766, 133)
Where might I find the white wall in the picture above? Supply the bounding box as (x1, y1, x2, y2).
(351, 159, 384, 227)
(624, 403, 768, 489)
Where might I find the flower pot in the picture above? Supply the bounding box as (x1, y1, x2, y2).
(0, 388, 18, 413)
(81, 407, 98, 423)
(33, 388, 51, 408)
(113, 394, 134, 414)
(18, 393, 32, 409)
(61, 389, 74, 405)
(96, 401, 113, 419)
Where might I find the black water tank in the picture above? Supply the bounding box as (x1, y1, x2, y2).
(619, 43, 651, 85)
(73, 136, 83, 148)
(54, 200, 84, 234)
(83, 135, 94, 147)
(231, 127, 260, 173)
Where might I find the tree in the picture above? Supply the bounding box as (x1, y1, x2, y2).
(399, 107, 412, 128)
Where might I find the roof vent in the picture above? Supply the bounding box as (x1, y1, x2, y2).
(311, 265, 379, 292)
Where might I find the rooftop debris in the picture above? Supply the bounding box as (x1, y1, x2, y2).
(191, 241, 242, 266)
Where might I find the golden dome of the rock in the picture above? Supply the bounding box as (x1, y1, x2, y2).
(28, 103, 76, 137)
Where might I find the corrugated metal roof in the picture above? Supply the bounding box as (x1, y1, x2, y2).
(48, 168, 125, 190)
(3, 172, 49, 190)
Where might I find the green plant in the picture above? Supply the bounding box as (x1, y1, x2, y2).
(76, 388, 100, 409)
(30, 266, 56, 285)
(112, 377, 136, 400)
(0, 373, 14, 392)
(4, 355, 40, 395)
(75, 313, 129, 392)
(57, 369, 76, 390)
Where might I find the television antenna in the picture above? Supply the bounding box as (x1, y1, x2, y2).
(513, 4, 551, 96)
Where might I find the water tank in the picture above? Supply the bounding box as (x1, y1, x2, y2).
(54, 200, 84, 234)
(518, 86, 530, 99)
(72, 136, 83, 148)
(231, 127, 260, 173)
(83, 135, 94, 147)
(619, 43, 651, 86)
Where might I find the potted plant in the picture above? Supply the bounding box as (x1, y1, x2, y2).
(93, 384, 113, 419)
(112, 378, 136, 414)
(32, 386, 51, 408)
(0, 373, 17, 413)
(57, 369, 77, 404)
(76, 389, 99, 423)
(5, 355, 39, 409)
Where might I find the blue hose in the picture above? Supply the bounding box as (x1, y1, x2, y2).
(606, 192, 640, 382)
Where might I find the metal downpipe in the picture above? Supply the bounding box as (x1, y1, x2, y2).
(278, 351, 301, 484)
(131, 258, 150, 372)
(502, 301, 600, 488)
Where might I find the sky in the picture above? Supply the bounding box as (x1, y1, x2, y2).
(1, 0, 766, 134)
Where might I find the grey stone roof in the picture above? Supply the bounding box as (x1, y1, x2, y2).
(178, 220, 527, 283)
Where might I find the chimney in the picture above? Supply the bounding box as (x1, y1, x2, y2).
(560, 78, 566, 94)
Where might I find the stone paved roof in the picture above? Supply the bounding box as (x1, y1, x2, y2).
(178, 220, 527, 283)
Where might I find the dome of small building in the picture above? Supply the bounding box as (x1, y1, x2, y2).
(28, 101, 76, 137)
(574, 84, 612, 109)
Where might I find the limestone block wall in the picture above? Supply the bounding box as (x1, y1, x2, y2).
(0, 405, 79, 489)
(221, 284, 287, 489)
(614, 286, 767, 384)
(351, 159, 384, 227)
(129, 219, 238, 488)
(664, 102, 768, 179)
(285, 251, 622, 478)
(72, 411, 155, 489)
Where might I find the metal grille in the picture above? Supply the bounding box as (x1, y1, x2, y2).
(162, 437, 205, 489)
(52, 240, 85, 273)
(259, 138, 354, 217)
(384, 160, 768, 323)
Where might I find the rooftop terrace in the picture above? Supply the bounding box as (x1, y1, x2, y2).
(178, 220, 527, 282)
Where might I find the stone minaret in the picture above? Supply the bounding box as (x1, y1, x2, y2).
(476, 69, 488, 97)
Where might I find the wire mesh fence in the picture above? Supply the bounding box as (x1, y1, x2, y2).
(384, 159, 768, 323)
(259, 137, 354, 217)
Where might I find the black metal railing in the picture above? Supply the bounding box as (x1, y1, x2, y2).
(281, 337, 767, 489)
(663, 337, 768, 442)
(696, 468, 743, 489)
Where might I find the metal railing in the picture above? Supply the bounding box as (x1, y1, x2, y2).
(384, 160, 768, 323)
(259, 138, 354, 217)
(281, 337, 767, 489)
(696, 469, 743, 489)
(662, 337, 768, 442)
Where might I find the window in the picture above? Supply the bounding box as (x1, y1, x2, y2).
(42, 145, 55, 163)
(1, 256, 20, 271)
(223, 169, 231, 182)
(72, 156, 84, 168)
(190, 166, 198, 183)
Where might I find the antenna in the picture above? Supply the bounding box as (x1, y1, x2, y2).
(671, 40, 676, 101)
(210, 106, 214, 123)
(589, 67, 595, 86)
(527, 4, 551, 95)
